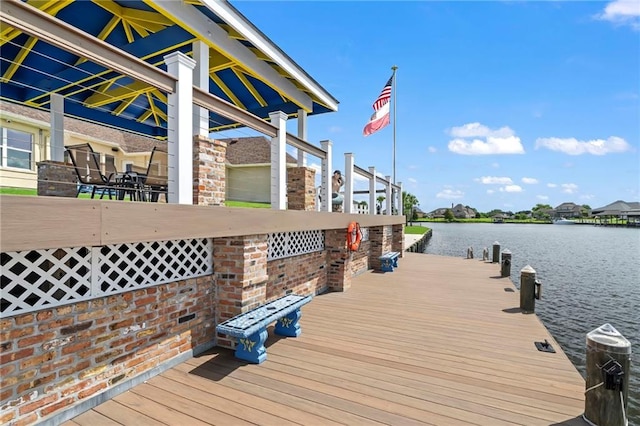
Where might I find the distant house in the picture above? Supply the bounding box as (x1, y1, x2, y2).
(221, 136, 297, 203)
(428, 208, 448, 218)
(452, 204, 477, 219)
(553, 202, 582, 218)
(592, 200, 640, 220)
(413, 207, 427, 219)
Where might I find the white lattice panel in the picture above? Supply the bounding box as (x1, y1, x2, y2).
(1, 247, 92, 317)
(268, 230, 324, 260)
(1, 238, 213, 317)
(97, 239, 213, 294)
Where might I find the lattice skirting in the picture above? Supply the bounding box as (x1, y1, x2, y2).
(268, 230, 324, 261)
(1, 238, 213, 317)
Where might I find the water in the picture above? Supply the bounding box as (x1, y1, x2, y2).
(418, 222, 640, 422)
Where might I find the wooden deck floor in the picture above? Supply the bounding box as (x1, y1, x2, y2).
(66, 253, 588, 426)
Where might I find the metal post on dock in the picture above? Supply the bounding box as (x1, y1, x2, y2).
(482, 247, 489, 261)
(501, 249, 511, 277)
(466, 246, 474, 259)
(492, 241, 500, 263)
(584, 323, 631, 426)
(519, 265, 541, 313)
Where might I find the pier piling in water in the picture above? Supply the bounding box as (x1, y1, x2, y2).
(492, 241, 500, 263)
(466, 246, 474, 259)
(584, 323, 631, 426)
(519, 265, 540, 313)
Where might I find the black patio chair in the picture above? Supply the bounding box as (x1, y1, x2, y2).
(143, 145, 168, 202)
(65, 143, 124, 199)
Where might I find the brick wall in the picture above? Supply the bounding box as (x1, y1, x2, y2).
(368, 225, 393, 271)
(350, 239, 370, 277)
(193, 136, 226, 206)
(213, 235, 269, 349)
(0, 277, 215, 425)
(392, 224, 404, 256)
(286, 167, 316, 211)
(266, 251, 327, 300)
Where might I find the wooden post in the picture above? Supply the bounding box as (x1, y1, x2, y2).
(584, 324, 631, 426)
(501, 249, 512, 277)
(466, 247, 474, 259)
(492, 241, 500, 263)
(519, 265, 538, 313)
(482, 247, 489, 261)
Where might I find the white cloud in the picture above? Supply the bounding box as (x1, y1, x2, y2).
(307, 162, 322, 174)
(522, 177, 539, 184)
(537, 195, 549, 200)
(487, 189, 495, 195)
(499, 185, 523, 193)
(581, 194, 595, 200)
(535, 136, 632, 155)
(447, 123, 525, 155)
(562, 183, 579, 194)
(428, 146, 437, 153)
(597, 0, 640, 29)
(436, 189, 464, 199)
(449, 122, 515, 138)
(475, 176, 513, 185)
(547, 183, 558, 188)
(328, 125, 342, 133)
(408, 178, 417, 183)
(491, 162, 500, 168)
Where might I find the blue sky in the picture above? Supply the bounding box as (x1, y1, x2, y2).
(223, 1, 639, 213)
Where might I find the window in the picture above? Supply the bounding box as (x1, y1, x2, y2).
(1, 127, 33, 170)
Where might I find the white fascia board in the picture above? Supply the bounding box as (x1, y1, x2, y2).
(150, 1, 313, 112)
(199, 0, 338, 112)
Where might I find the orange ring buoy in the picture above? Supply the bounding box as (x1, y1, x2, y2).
(347, 221, 362, 252)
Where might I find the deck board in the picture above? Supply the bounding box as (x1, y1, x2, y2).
(65, 253, 587, 425)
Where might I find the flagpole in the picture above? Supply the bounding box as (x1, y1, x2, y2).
(391, 65, 398, 185)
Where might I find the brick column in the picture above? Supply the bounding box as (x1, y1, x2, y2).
(324, 229, 352, 292)
(193, 136, 226, 206)
(37, 161, 77, 197)
(368, 225, 393, 271)
(287, 167, 316, 211)
(213, 235, 268, 348)
(392, 224, 404, 257)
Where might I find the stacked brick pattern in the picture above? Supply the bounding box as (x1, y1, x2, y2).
(324, 229, 352, 292)
(266, 251, 327, 300)
(37, 161, 77, 197)
(193, 136, 226, 206)
(0, 277, 215, 425)
(392, 224, 405, 256)
(368, 225, 394, 271)
(213, 235, 269, 349)
(286, 167, 316, 211)
(350, 240, 370, 277)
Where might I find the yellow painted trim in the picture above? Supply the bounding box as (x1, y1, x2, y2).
(26, 38, 194, 105)
(113, 96, 136, 115)
(232, 68, 267, 107)
(218, 24, 244, 40)
(121, 8, 173, 26)
(151, 89, 167, 105)
(137, 109, 153, 123)
(146, 92, 160, 126)
(97, 16, 121, 41)
(0, 0, 73, 46)
(128, 22, 150, 38)
(122, 21, 135, 43)
(210, 73, 246, 110)
(85, 81, 152, 107)
(1, 36, 38, 83)
(91, 0, 123, 18)
(209, 50, 235, 73)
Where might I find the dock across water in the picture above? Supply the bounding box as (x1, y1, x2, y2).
(67, 253, 587, 425)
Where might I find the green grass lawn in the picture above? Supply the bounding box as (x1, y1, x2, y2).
(405, 225, 429, 234)
(225, 200, 271, 208)
(0, 187, 37, 196)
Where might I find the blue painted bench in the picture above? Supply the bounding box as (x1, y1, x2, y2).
(379, 251, 400, 272)
(216, 294, 312, 364)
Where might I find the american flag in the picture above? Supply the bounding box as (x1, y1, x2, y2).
(372, 76, 393, 111)
(363, 74, 394, 137)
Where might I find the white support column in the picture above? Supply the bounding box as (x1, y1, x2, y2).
(397, 182, 403, 216)
(297, 108, 307, 166)
(164, 52, 196, 204)
(344, 153, 354, 214)
(269, 111, 287, 210)
(385, 175, 392, 215)
(320, 140, 332, 212)
(50, 93, 64, 162)
(368, 166, 376, 215)
(192, 40, 209, 137)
